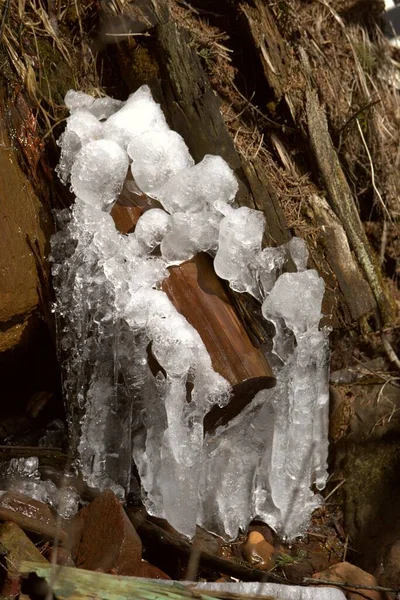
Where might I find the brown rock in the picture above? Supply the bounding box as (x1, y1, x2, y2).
(76, 489, 142, 575)
(0, 521, 48, 599)
(312, 561, 384, 600)
(0, 490, 68, 543)
(64, 503, 90, 561)
(136, 561, 171, 579)
(0, 97, 52, 352)
(377, 539, 400, 588)
(43, 545, 75, 566)
(243, 531, 275, 570)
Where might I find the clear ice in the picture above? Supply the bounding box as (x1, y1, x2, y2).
(52, 85, 330, 541)
(0, 457, 79, 518)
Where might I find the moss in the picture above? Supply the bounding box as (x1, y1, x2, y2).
(129, 44, 160, 88)
(35, 37, 76, 111)
(341, 441, 400, 538)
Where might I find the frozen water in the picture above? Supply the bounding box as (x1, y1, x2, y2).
(65, 90, 124, 119)
(53, 85, 330, 541)
(138, 580, 345, 600)
(262, 270, 325, 336)
(57, 111, 103, 183)
(6, 456, 39, 478)
(104, 85, 169, 149)
(286, 236, 309, 271)
(214, 205, 266, 299)
(1, 457, 80, 519)
(128, 130, 194, 195)
(134, 209, 172, 251)
(161, 211, 222, 264)
(70, 139, 129, 210)
(157, 154, 238, 214)
(192, 582, 346, 600)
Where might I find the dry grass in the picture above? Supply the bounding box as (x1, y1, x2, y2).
(0, 0, 102, 137)
(170, 0, 399, 294)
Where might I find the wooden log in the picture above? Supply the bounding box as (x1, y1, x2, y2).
(161, 253, 275, 432)
(110, 182, 274, 431)
(111, 173, 162, 234)
(304, 88, 395, 325)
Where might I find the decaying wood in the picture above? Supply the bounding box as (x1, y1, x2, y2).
(239, 0, 394, 326)
(162, 254, 275, 432)
(306, 194, 376, 322)
(305, 89, 395, 325)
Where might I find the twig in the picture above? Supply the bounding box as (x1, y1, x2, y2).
(352, 356, 400, 389)
(304, 577, 400, 594)
(127, 510, 287, 584)
(324, 479, 345, 501)
(231, 82, 296, 132)
(342, 534, 349, 562)
(105, 31, 151, 37)
(379, 219, 388, 265)
(381, 332, 400, 371)
(339, 98, 381, 135)
(356, 119, 391, 221)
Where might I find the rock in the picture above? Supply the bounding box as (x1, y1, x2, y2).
(76, 489, 143, 575)
(43, 545, 75, 566)
(248, 523, 275, 546)
(0, 521, 48, 599)
(0, 490, 68, 543)
(136, 561, 171, 579)
(64, 503, 90, 561)
(0, 95, 53, 353)
(243, 530, 275, 570)
(312, 561, 384, 600)
(376, 539, 400, 588)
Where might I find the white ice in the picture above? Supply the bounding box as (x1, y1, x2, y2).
(70, 139, 129, 210)
(192, 582, 346, 600)
(104, 85, 169, 149)
(128, 130, 194, 195)
(157, 154, 238, 214)
(53, 84, 330, 542)
(2, 457, 80, 519)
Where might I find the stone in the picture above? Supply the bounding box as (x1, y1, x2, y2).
(0, 521, 48, 599)
(376, 539, 400, 588)
(136, 561, 171, 579)
(43, 545, 75, 566)
(243, 530, 275, 570)
(0, 97, 52, 353)
(0, 490, 68, 543)
(76, 490, 143, 575)
(64, 503, 90, 561)
(312, 561, 384, 600)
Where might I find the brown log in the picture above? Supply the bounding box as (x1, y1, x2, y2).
(162, 253, 275, 432)
(111, 179, 275, 432)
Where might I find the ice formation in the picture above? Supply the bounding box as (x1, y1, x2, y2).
(192, 582, 346, 600)
(0, 457, 79, 518)
(52, 85, 330, 540)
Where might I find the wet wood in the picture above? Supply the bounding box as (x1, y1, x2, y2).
(162, 253, 275, 432)
(110, 178, 275, 431)
(127, 510, 276, 583)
